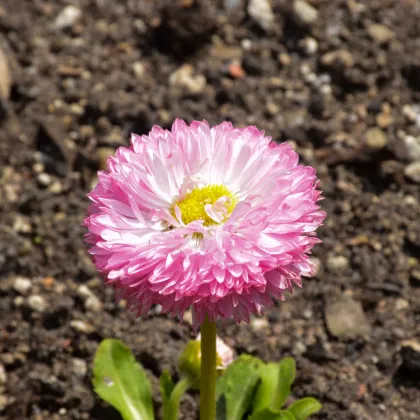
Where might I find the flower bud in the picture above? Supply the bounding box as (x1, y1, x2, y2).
(178, 336, 234, 387)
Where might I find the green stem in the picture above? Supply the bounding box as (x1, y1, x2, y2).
(200, 317, 217, 420)
(164, 377, 191, 420)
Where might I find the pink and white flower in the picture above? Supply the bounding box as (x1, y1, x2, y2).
(84, 119, 325, 327)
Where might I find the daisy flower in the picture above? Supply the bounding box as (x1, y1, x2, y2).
(84, 119, 325, 328)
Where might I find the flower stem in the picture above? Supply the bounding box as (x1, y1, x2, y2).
(164, 377, 191, 420)
(200, 316, 217, 420)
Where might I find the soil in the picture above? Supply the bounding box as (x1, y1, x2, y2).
(1, 0, 420, 419)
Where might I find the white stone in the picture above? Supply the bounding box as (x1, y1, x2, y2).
(13, 277, 32, 295)
(365, 127, 388, 150)
(132, 62, 146, 79)
(405, 161, 420, 183)
(251, 317, 270, 331)
(85, 295, 102, 312)
(37, 173, 52, 186)
(367, 24, 395, 44)
(248, 0, 275, 32)
(169, 65, 206, 95)
(395, 298, 409, 311)
(27, 295, 47, 312)
(301, 37, 318, 55)
(70, 320, 94, 334)
(77, 285, 102, 312)
(0, 46, 10, 100)
(77, 285, 92, 299)
(293, 0, 318, 25)
(0, 364, 6, 385)
(326, 254, 349, 271)
(403, 136, 420, 162)
(55, 6, 82, 30)
(71, 358, 87, 378)
(49, 181, 64, 194)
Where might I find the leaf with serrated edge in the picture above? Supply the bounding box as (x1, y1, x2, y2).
(287, 397, 322, 420)
(248, 408, 296, 420)
(93, 339, 154, 420)
(216, 354, 263, 420)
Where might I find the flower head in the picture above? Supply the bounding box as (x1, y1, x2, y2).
(84, 120, 325, 328)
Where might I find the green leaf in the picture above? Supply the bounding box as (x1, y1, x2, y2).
(216, 354, 263, 420)
(287, 397, 322, 420)
(272, 357, 296, 410)
(93, 339, 154, 420)
(248, 408, 296, 420)
(252, 363, 280, 413)
(160, 370, 175, 408)
(253, 357, 296, 413)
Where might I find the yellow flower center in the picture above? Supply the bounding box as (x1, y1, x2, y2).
(172, 184, 237, 226)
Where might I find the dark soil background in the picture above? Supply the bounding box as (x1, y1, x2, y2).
(1, 0, 420, 419)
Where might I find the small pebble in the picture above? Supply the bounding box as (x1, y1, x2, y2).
(251, 317, 270, 331)
(228, 63, 245, 79)
(404, 162, 420, 183)
(49, 181, 64, 194)
(326, 254, 349, 271)
(367, 24, 395, 44)
(410, 269, 420, 287)
(325, 297, 371, 339)
(293, 0, 318, 25)
(71, 358, 88, 378)
(13, 215, 32, 233)
(403, 135, 420, 162)
(395, 298, 409, 311)
(85, 295, 102, 312)
(132, 62, 146, 79)
(241, 39, 252, 50)
(27, 295, 47, 312)
(402, 104, 420, 124)
(0, 395, 8, 411)
(0, 46, 11, 100)
(32, 162, 45, 174)
(300, 37, 318, 55)
(70, 320, 94, 334)
(14, 296, 24, 307)
(77, 285, 102, 312)
(303, 309, 313, 319)
(77, 285, 92, 299)
(0, 364, 6, 385)
(169, 64, 206, 94)
(54, 5, 82, 30)
(278, 52, 291, 67)
(153, 304, 163, 315)
(404, 196, 418, 206)
(310, 257, 322, 277)
(13, 277, 32, 295)
(322, 50, 354, 68)
(365, 127, 388, 150)
(37, 173, 52, 187)
(265, 102, 279, 116)
(247, 0, 275, 32)
(293, 341, 307, 354)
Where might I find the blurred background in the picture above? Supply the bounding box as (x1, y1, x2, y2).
(1, 0, 420, 419)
